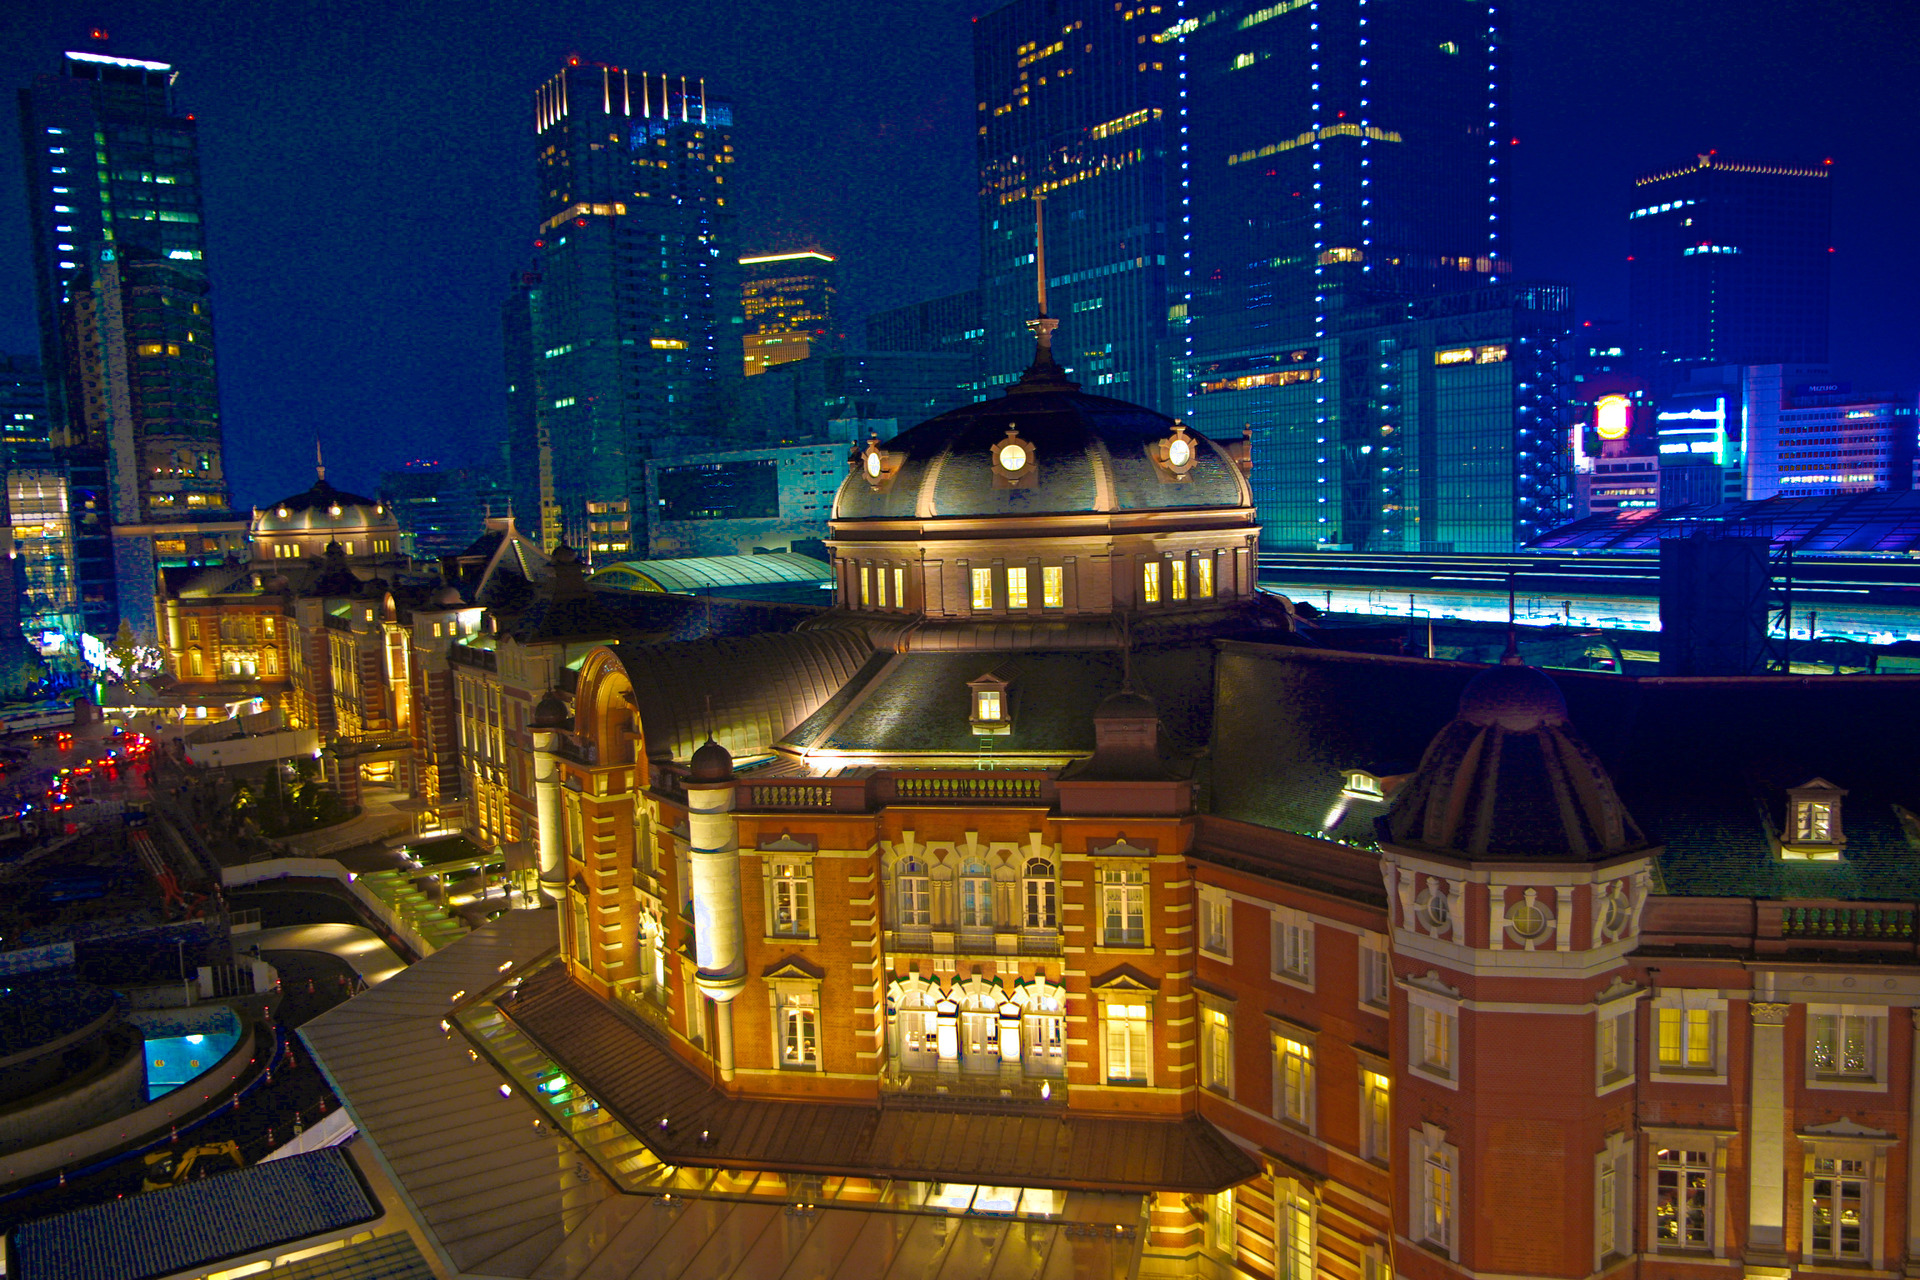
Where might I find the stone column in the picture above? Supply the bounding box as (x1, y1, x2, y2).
(1746, 1001, 1792, 1275)
(531, 727, 564, 910)
(686, 744, 745, 1083)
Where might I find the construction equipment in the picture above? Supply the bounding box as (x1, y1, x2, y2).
(141, 1139, 243, 1191)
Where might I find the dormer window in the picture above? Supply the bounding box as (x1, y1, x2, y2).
(1341, 770, 1385, 800)
(968, 670, 1012, 735)
(1782, 778, 1847, 860)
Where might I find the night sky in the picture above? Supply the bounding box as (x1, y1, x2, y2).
(2, 0, 1914, 511)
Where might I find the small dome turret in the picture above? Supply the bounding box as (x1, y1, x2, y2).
(530, 690, 570, 731)
(688, 738, 734, 784)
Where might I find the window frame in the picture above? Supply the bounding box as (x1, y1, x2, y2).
(1596, 988, 1639, 1095)
(895, 856, 930, 928)
(1199, 993, 1234, 1097)
(1100, 995, 1153, 1086)
(1649, 991, 1727, 1085)
(1141, 559, 1160, 604)
(1357, 931, 1389, 1012)
(1595, 1131, 1634, 1267)
(1650, 1142, 1718, 1254)
(1099, 866, 1148, 947)
(1270, 1017, 1317, 1133)
(1022, 857, 1057, 930)
(1411, 1125, 1458, 1259)
(1041, 564, 1064, 608)
(1198, 885, 1232, 961)
(1800, 1130, 1894, 1268)
(1806, 1004, 1889, 1092)
(1006, 564, 1029, 610)
(1269, 906, 1315, 990)
(767, 857, 814, 939)
(1405, 985, 1459, 1090)
(970, 565, 993, 611)
(1275, 1179, 1317, 1280)
(1359, 1065, 1391, 1164)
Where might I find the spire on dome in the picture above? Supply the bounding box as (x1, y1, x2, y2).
(315, 438, 326, 482)
(1014, 193, 1078, 393)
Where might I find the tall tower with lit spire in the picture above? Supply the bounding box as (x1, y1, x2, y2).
(513, 59, 741, 561)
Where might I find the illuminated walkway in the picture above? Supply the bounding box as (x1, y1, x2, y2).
(248, 923, 406, 986)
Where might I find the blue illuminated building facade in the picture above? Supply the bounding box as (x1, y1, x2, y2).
(1160, 0, 1565, 552)
(974, 0, 1175, 406)
(512, 61, 740, 561)
(1628, 155, 1832, 398)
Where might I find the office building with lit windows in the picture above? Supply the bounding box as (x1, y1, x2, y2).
(18, 47, 240, 640)
(1178, 282, 1572, 553)
(740, 250, 839, 376)
(513, 60, 739, 561)
(974, 0, 1175, 405)
(1628, 155, 1833, 397)
(1161, 1, 1553, 552)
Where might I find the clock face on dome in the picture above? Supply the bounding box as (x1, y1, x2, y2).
(865, 450, 883, 479)
(997, 442, 1028, 473)
(1167, 437, 1193, 468)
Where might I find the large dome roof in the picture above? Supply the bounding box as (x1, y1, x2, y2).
(253, 477, 398, 537)
(833, 376, 1250, 522)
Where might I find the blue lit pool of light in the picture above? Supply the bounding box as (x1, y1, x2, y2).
(140, 1009, 242, 1101)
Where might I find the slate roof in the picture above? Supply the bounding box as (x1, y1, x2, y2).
(1210, 643, 1920, 900)
(6, 1147, 376, 1280)
(500, 962, 1257, 1194)
(778, 644, 1219, 758)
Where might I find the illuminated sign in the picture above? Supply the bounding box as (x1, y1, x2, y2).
(1434, 345, 1508, 366)
(1595, 394, 1631, 440)
(1655, 397, 1728, 465)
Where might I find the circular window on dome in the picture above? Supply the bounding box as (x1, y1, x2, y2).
(1156, 422, 1200, 480)
(865, 450, 882, 479)
(1597, 884, 1630, 938)
(992, 425, 1036, 489)
(1415, 880, 1451, 933)
(1506, 891, 1551, 941)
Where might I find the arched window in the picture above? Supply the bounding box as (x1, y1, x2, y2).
(959, 859, 991, 929)
(263, 648, 279, 675)
(955, 979, 1004, 1074)
(1023, 858, 1057, 929)
(187, 647, 203, 677)
(888, 975, 941, 1073)
(1014, 976, 1067, 1077)
(896, 857, 930, 927)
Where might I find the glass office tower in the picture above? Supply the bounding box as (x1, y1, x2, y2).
(975, 0, 1175, 407)
(740, 251, 839, 376)
(19, 47, 238, 639)
(1628, 155, 1832, 397)
(520, 61, 739, 560)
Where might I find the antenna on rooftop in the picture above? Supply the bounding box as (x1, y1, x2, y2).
(1502, 573, 1521, 665)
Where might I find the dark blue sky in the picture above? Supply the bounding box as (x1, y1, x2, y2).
(4, 0, 1914, 510)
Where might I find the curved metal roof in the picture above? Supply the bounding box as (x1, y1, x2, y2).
(1531, 490, 1920, 555)
(589, 552, 833, 594)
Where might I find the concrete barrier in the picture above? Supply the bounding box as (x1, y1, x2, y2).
(222, 859, 443, 960)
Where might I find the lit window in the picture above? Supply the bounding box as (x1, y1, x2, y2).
(1169, 559, 1187, 600)
(1042, 565, 1064, 607)
(1807, 1154, 1870, 1259)
(1656, 1008, 1715, 1070)
(893, 567, 905, 609)
(1104, 1001, 1149, 1083)
(1205, 1187, 1235, 1259)
(1101, 868, 1147, 945)
(1416, 1132, 1455, 1254)
(771, 861, 812, 936)
(974, 689, 1003, 722)
(1809, 1010, 1880, 1082)
(1796, 800, 1834, 842)
(1202, 1006, 1232, 1094)
(859, 565, 870, 606)
(1195, 555, 1214, 597)
(1141, 561, 1160, 603)
(1274, 1035, 1314, 1128)
(971, 566, 993, 610)
(1007, 565, 1028, 609)
(779, 991, 819, 1067)
(1654, 1148, 1711, 1250)
(875, 564, 888, 607)
(1278, 1185, 1315, 1280)
(1360, 1070, 1391, 1161)
(1417, 1005, 1455, 1079)
(1022, 858, 1056, 928)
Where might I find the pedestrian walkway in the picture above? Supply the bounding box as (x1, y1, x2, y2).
(249, 923, 405, 986)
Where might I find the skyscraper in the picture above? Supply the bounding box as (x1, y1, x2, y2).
(1164, 0, 1563, 552)
(974, 0, 1174, 405)
(18, 46, 238, 639)
(516, 60, 739, 561)
(1628, 154, 1833, 396)
(740, 251, 839, 377)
